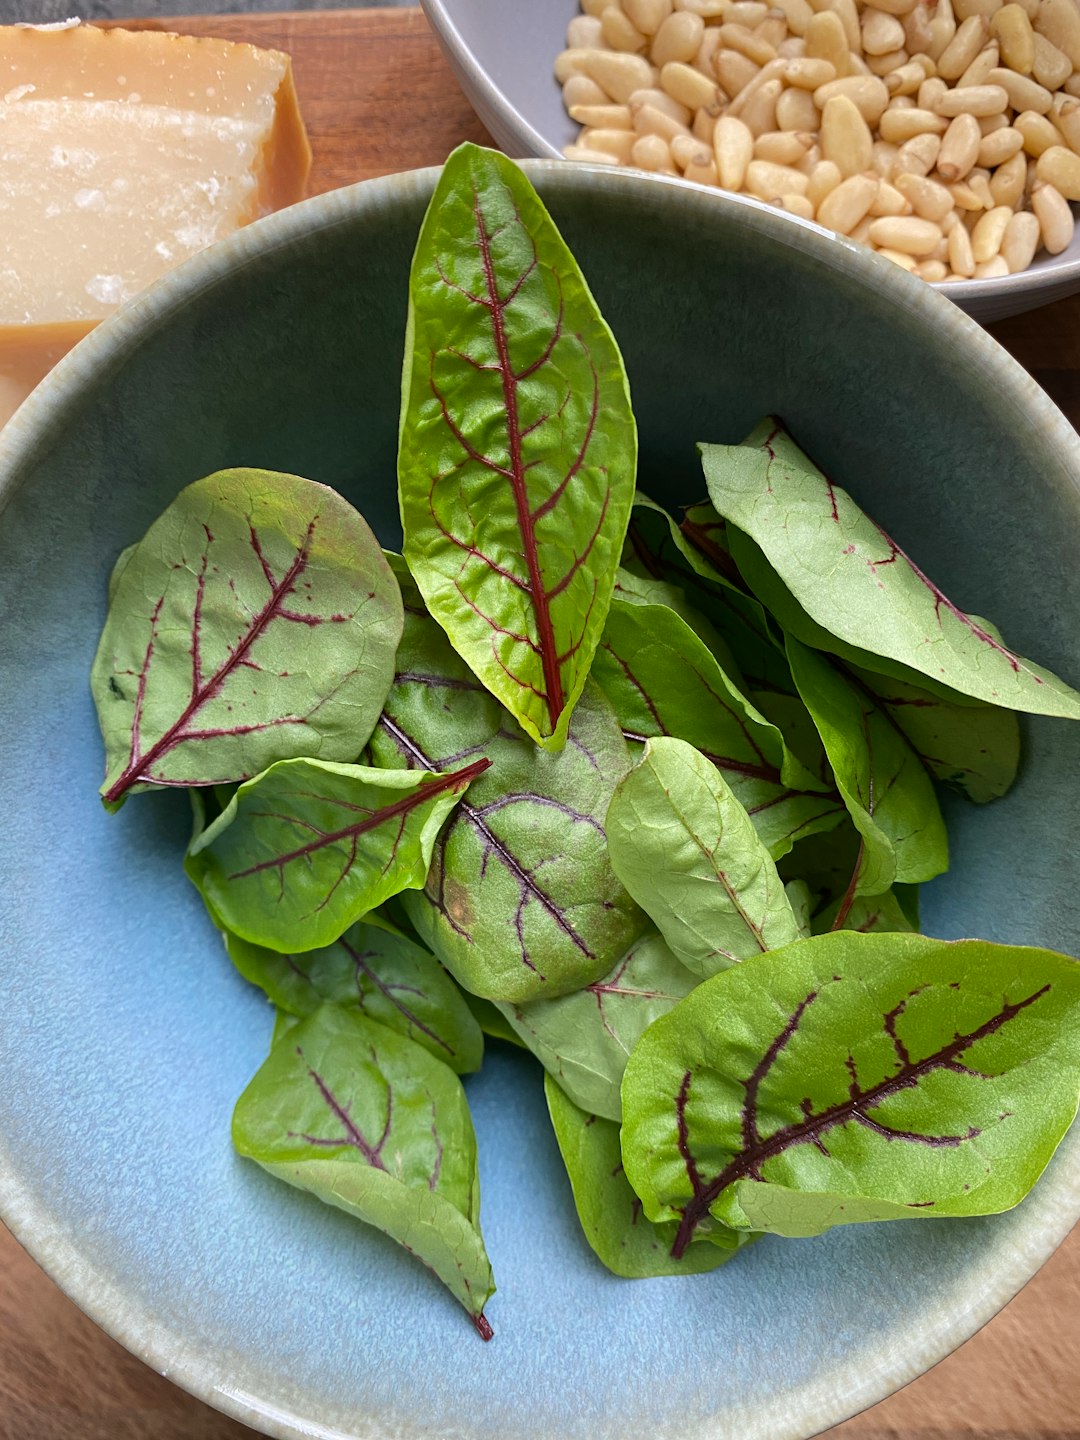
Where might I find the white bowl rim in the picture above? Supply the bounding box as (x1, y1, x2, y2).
(1, 159, 1079, 1440)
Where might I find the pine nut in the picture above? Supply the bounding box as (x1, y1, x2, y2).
(683, 0, 731, 13)
(671, 132, 710, 167)
(716, 48, 762, 95)
(889, 59, 929, 90)
(728, 1, 771, 22)
(624, 0, 674, 33)
(652, 10, 706, 64)
(582, 0, 608, 14)
(629, 85, 693, 121)
(815, 170, 879, 226)
(760, 17, 798, 46)
(870, 0, 920, 14)
(776, 84, 822, 127)
(1000, 207, 1042, 267)
(755, 128, 815, 161)
(955, 40, 1000, 82)
(807, 156, 845, 201)
(988, 146, 1029, 200)
(662, 59, 723, 108)
(877, 244, 921, 267)
(738, 75, 782, 130)
(1032, 30, 1072, 87)
(714, 112, 757, 185)
(868, 46, 913, 70)
(630, 132, 677, 168)
(746, 157, 813, 194)
(821, 92, 877, 170)
(719, 21, 780, 62)
(904, 3, 936, 50)
(813, 74, 891, 118)
(869, 177, 915, 208)
(695, 28, 725, 76)
(894, 130, 944, 170)
(916, 256, 950, 276)
(977, 124, 1024, 163)
(988, 2, 1036, 69)
(927, 0, 958, 57)
(934, 82, 1009, 114)
(948, 176, 986, 204)
(799, 140, 825, 169)
(777, 0, 816, 34)
(1031, 177, 1075, 249)
(985, 65, 1053, 111)
(831, 0, 866, 51)
(937, 110, 982, 176)
(919, 75, 950, 104)
(1013, 107, 1061, 152)
(570, 102, 636, 128)
(973, 253, 1010, 274)
(557, 48, 596, 82)
(776, 190, 817, 215)
(948, 212, 978, 267)
(1036, 142, 1080, 196)
(937, 14, 990, 74)
(582, 126, 638, 161)
(581, 49, 658, 99)
(692, 106, 719, 141)
(863, 7, 907, 51)
(1034, 0, 1080, 68)
(979, 111, 1010, 132)
(850, 215, 876, 239)
(564, 74, 613, 107)
(872, 137, 902, 170)
(1015, 0, 1040, 16)
(785, 55, 839, 84)
(603, 6, 651, 52)
(569, 15, 605, 48)
(880, 105, 950, 139)
(868, 212, 945, 246)
(968, 169, 997, 202)
(1052, 96, 1080, 152)
(563, 142, 623, 163)
(806, 9, 855, 70)
(634, 102, 691, 139)
(895, 166, 957, 213)
(970, 202, 1012, 256)
(954, 0, 1000, 14)
(778, 36, 810, 55)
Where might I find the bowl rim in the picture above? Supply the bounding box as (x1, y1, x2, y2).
(1, 158, 1080, 1440)
(418, 0, 1080, 309)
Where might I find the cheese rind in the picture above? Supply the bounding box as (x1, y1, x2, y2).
(0, 23, 311, 424)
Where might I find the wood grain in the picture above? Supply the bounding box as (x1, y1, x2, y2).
(2, 8, 1078, 1440)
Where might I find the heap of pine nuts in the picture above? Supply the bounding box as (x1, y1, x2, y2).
(556, 0, 1080, 279)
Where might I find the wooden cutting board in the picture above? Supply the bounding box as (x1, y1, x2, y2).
(1, 9, 1078, 1440)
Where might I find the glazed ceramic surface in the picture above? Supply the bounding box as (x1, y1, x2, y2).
(421, 0, 1080, 323)
(1, 164, 1080, 1440)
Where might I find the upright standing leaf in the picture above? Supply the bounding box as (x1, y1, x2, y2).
(92, 469, 403, 807)
(701, 422, 1080, 718)
(368, 560, 644, 1003)
(399, 142, 636, 749)
(503, 932, 698, 1122)
(606, 738, 803, 978)
(787, 637, 949, 895)
(620, 932, 1080, 1251)
(227, 917, 484, 1073)
(593, 597, 843, 859)
(544, 1075, 747, 1278)
(187, 756, 488, 952)
(233, 1004, 495, 1337)
(844, 662, 1020, 804)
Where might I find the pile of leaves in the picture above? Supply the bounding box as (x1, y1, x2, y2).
(91, 143, 1080, 1340)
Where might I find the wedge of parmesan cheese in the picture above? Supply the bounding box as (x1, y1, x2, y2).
(0, 22, 311, 425)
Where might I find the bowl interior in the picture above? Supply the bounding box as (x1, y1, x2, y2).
(422, 0, 1080, 323)
(2, 166, 1080, 1440)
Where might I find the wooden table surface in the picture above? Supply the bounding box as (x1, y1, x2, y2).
(2, 8, 1079, 1439)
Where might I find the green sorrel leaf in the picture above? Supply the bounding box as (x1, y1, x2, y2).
(227, 916, 483, 1073)
(701, 421, 1080, 718)
(593, 596, 844, 859)
(545, 1074, 747, 1278)
(605, 737, 803, 978)
(233, 1004, 495, 1336)
(92, 469, 402, 807)
(621, 932, 1080, 1251)
(368, 559, 643, 1003)
(187, 756, 487, 952)
(503, 932, 697, 1121)
(787, 636, 949, 894)
(399, 141, 636, 750)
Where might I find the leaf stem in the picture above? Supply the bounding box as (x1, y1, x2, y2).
(831, 840, 864, 932)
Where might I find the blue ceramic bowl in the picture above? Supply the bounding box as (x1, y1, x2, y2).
(1, 163, 1079, 1440)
